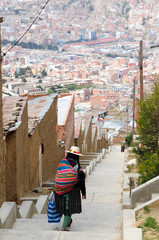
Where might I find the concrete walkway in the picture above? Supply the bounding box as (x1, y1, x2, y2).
(68, 145, 124, 239)
(0, 146, 125, 240)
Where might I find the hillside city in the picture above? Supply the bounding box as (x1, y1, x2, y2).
(1, 0, 159, 116)
(1, 1, 159, 239)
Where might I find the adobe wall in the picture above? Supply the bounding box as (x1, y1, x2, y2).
(16, 102, 29, 201)
(75, 128, 85, 154)
(5, 132, 16, 201)
(63, 95, 74, 151)
(91, 127, 97, 152)
(84, 120, 92, 153)
(28, 126, 40, 190)
(56, 145, 65, 168)
(97, 137, 107, 150)
(0, 21, 5, 205)
(5, 102, 29, 202)
(38, 96, 60, 181)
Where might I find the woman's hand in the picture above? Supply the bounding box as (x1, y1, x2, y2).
(82, 195, 86, 199)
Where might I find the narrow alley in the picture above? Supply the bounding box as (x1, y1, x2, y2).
(0, 146, 125, 240)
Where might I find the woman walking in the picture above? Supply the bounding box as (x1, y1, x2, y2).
(53, 146, 86, 231)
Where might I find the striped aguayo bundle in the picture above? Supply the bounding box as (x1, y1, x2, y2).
(54, 158, 78, 195)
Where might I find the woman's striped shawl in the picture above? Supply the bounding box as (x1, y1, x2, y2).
(54, 158, 78, 195)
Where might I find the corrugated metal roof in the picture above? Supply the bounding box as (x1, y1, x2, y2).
(28, 94, 57, 120)
(102, 121, 124, 131)
(58, 95, 72, 125)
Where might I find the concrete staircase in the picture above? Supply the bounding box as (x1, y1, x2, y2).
(0, 149, 115, 240)
(122, 148, 142, 240)
(122, 148, 159, 240)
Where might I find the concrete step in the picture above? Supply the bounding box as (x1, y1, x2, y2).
(0, 229, 120, 240)
(12, 215, 121, 233)
(36, 195, 48, 214)
(122, 191, 132, 209)
(20, 197, 39, 204)
(0, 202, 21, 229)
(42, 181, 54, 187)
(0, 229, 60, 240)
(19, 201, 38, 218)
(32, 214, 47, 219)
(123, 209, 136, 228)
(12, 218, 60, 231)
(123, 228, 142, 240)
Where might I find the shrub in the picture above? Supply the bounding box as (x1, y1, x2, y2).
(125, 132, 133, 146)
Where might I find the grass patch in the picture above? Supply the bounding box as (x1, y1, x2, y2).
(144, 206, 150, 214)
(127, 165, 131, 172)
(144, 217, 159, 230)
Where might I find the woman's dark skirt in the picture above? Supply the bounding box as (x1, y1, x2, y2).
(55, 187, 82, 215)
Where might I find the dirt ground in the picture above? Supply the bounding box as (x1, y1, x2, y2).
(136, 205, 159, 240)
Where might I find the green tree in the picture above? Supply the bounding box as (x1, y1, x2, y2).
(66, 84, 77, 90)
(48, 88, 55, 94)
(137, 82, 159, 151)
(125, 132, 133, 146)
(134, 81, 159, 183)
(61, 89, 69, 93)
(41, 70, 47, 78)
(36, 86, 44, 91)
(15, 72, 19, 78)
(2, 79, 7, 84)
(22, 78, 27, 83)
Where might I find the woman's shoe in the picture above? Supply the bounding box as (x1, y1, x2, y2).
(67, 218, 72, 227)
(61, 228, 69, 231)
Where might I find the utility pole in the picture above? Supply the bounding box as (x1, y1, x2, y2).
(126, 104, 129, 137)
(132, 78, 136, 143)
(0, 17, 6, 205)
(139, 40, 143, 101)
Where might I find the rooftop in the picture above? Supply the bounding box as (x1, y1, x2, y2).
(28, 94, 57, 120)
(28, 94, 57, 135)
(3, 96, 27, 134)
(102, 120, 124, 131)
(58, 95, 72, 125)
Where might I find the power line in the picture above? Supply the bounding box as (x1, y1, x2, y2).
(2, 0, 50, 58)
